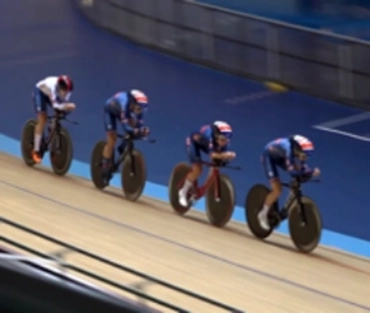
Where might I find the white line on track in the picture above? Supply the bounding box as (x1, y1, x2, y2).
(313, 125, 370, 142)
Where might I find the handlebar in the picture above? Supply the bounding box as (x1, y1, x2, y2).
(117, 134, 156, 143)
(282, 177, 320, 188)
(143, 137, 156, 143)
(47, 113, 78, 125)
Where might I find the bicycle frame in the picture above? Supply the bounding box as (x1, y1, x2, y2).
(281, 180, 307, 223)
(192, 166, 221, 200)
(111, 137, 135, 172)
(40, 118, 61, 155)
(177, 161, 222, 201)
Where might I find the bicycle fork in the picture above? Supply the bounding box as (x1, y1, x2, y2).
(129, 150, 136, 177)
(296, 196, 308, 226)
(213, 175, 221, 202)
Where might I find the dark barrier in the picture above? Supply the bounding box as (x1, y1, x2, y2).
(0, 257, 154, 313)
(0, 217, 244, 313)
(75, 0, 370, 109)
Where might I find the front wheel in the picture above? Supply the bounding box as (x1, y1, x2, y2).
(245, 184, 278, 239)
(168, 162, 192, 215)
(288, 196, 322, 253)
(205, 174, 235, 227)
(20, 119, 37, 167)
(121, 149, 146, 202)
(50, 128, 73, 176)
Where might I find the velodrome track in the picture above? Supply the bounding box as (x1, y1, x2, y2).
(0, 0, 370, 312)
(1, 152, 370, 312)
(1, 0, 370, 247)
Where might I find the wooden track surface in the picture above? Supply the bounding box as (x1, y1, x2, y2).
(0, 153, 369, 313)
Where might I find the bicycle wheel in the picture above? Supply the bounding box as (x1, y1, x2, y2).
(20, 119, 36, 166)
(245, 184, 277, 239)
(206, 174, 235, 227)
(50, 127, 73, 176)
(288, 196, 322, 253)
(90, 140, 108, 190)
(168, 162, 192, 215)
(121, 149, 146, 201)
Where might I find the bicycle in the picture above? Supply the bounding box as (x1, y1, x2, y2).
(21, 112, 77, 176)
(90, 134, 155, 202)
(245, 177, 322, 253)
(168, 160, 240, 227)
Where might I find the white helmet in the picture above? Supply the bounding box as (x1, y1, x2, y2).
(130, 89, 148, 107)
(292, 135, 314, 152)
(212, 121, 233, 139)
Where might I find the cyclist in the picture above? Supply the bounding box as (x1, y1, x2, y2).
(32, 75, 76, 163)
(258, 135, 320, 230)
(101, 89, 150, 184)
(178, 121, 236, 207)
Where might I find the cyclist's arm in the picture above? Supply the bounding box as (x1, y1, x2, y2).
(210, 144, 230, 160)
(136, 112, 144, 129)
(287, 159, 313, 177)
(38, 84, 68, 110)
(285, 152, 300, 176)
(120, 110, 143, 135)
(120, 113, 133, 133)
(52, 102, 68, 110)
(210, 152, 224, 159)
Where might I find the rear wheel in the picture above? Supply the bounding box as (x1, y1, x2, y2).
(90, 140, 108, 190)
(168, 162, 193, 215)
(21, 119, 37, 167)
(245, 184, 278, 239)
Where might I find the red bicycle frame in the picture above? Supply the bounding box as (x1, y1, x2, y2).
(178, 161, 221, 201)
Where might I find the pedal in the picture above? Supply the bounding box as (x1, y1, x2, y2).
(188, 198, 196, 207)
(279, 208, 288, 220)
(102, 169, 113, 183)
(40, 144, 48, 153)
(187, 190, 196, 207)
(117, 144, 125, 155)
(111, 165, 120, 173)
(268, 210, 281, 228)
(39, 150, 46, 159)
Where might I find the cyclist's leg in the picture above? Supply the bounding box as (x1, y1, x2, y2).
(178, 136, 203, 206)
(258, 151, 283, 230)
(102, 107, 117, 178)
(32, 87, 49, 163)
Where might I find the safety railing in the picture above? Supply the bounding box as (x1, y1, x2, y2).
(0, 217, 244, 313)
(76, 0, 370, 109)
